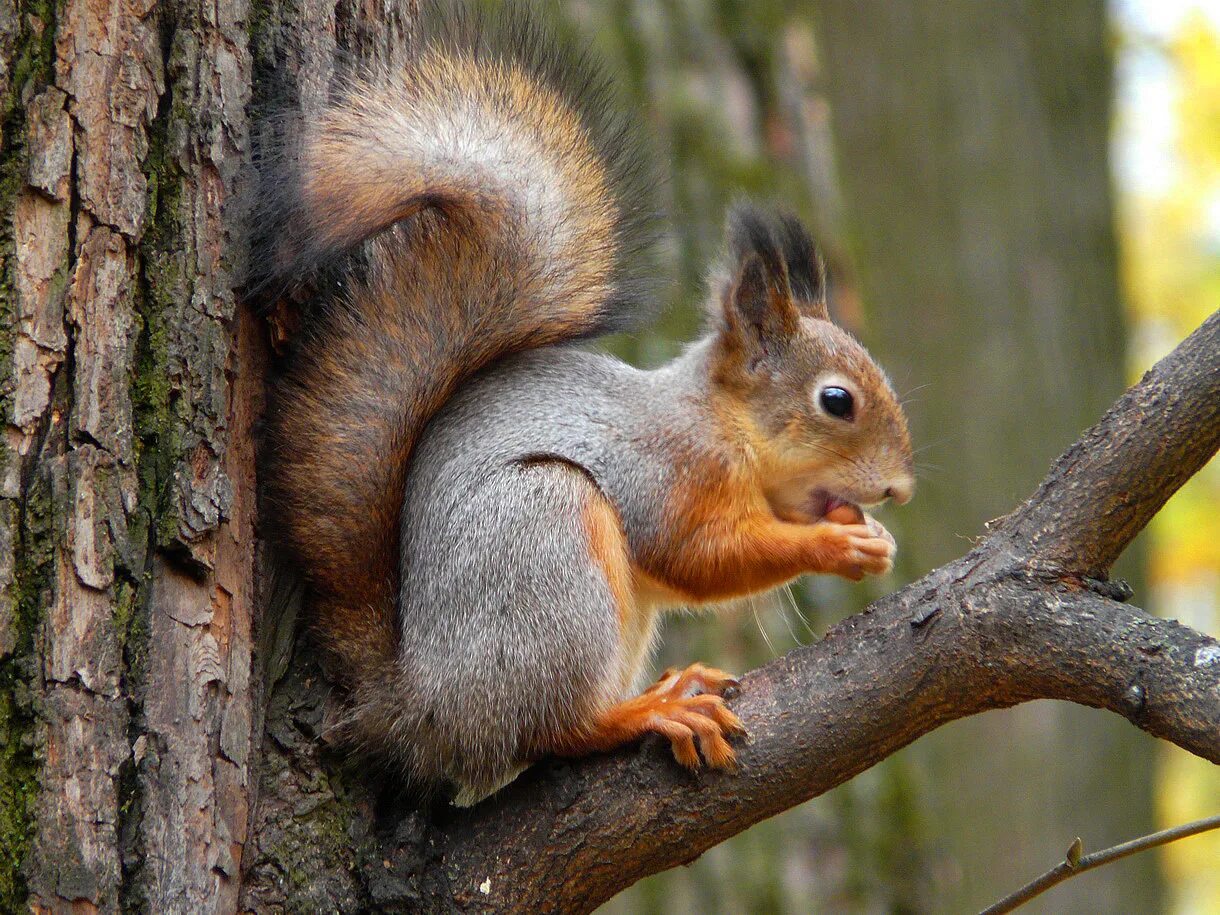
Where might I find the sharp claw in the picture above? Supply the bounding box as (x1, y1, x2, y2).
(640, 665, 747, 772)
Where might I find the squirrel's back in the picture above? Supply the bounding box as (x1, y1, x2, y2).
(253, 3, 656, 752)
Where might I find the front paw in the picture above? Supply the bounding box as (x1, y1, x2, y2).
(813, 513, 896, 580)
(861, 512, 896, 553)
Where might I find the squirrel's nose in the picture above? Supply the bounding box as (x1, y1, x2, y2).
(884, 477, 914, 505)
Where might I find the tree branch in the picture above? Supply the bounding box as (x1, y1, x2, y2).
(981, 813, 1220, 914)
(423, 585, 1218, 912)
(400, 310, 1220, 913)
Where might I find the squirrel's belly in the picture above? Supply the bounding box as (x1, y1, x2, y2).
(617, 596, 659, 695)
(614, 566, 689, 694)
(631, 565, 689, 610)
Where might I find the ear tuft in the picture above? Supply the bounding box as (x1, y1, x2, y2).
(731, 253, 774, 326)
(728, 201, 787, 286)
(722, 251, 798, 363)
(776, 213, 828, 319)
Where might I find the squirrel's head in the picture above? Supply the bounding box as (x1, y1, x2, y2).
(707, 204, 915, 524)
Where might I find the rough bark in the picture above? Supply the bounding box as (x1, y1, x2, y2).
(1, 1, 1217, 914)
(1, 0, 255, 910)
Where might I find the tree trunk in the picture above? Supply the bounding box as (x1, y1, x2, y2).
(0, 0, 414, 909)
(811, 1, 1160, 911)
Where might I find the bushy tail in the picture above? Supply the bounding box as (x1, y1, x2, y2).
(254, 3, 655, 744)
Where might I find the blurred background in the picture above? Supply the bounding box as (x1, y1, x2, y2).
(531, 0, 1220, 912)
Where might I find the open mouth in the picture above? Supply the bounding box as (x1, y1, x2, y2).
(807, 489, 857, 521)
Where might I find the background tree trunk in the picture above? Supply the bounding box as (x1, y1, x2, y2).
(812, 1, 1160, 911)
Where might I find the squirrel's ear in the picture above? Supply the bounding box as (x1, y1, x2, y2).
(777, 213, 829, 320)
(722, 252, 799, 359)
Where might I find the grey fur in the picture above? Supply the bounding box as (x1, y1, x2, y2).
(397, 342, 721, 801)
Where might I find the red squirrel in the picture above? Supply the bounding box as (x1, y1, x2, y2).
(254, 4, 913, 804)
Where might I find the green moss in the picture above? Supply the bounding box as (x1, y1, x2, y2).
(259, 754, 365, 912)
(0, 468, 56, 909)
(273, 799, 353, 888)
(131, 69, 187, 555)
(130, 302, 180, 551)
(113, 36, 194, 908)
(0, 4, 62, 909)
(247, 0, 271, 47)
(0, 1, 56, 384)
(111, 578, 150, 686)
(0, 685, 38, 911)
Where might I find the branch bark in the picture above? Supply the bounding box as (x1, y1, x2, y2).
(405, 311, 1220, 913)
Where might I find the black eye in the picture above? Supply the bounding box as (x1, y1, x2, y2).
(819, 386, 854, 419)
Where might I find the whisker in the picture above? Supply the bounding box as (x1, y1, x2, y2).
(751, 597, 776, 656)
(809, 440, 868, 473)
(913, 437, 951, 456)
(774, 590, 804, 647)
(782, 584, 818, 641)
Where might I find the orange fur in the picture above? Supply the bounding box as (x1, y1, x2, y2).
(581, 486, 660, 695)
(582, 492, 634, 631)
(299, 51, 616, 296)
(636, 404, 896, 601)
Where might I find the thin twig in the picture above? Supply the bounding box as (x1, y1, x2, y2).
(979, 813, 1220, 914)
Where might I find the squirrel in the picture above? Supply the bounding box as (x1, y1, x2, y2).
(253, 4, 914, 805)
